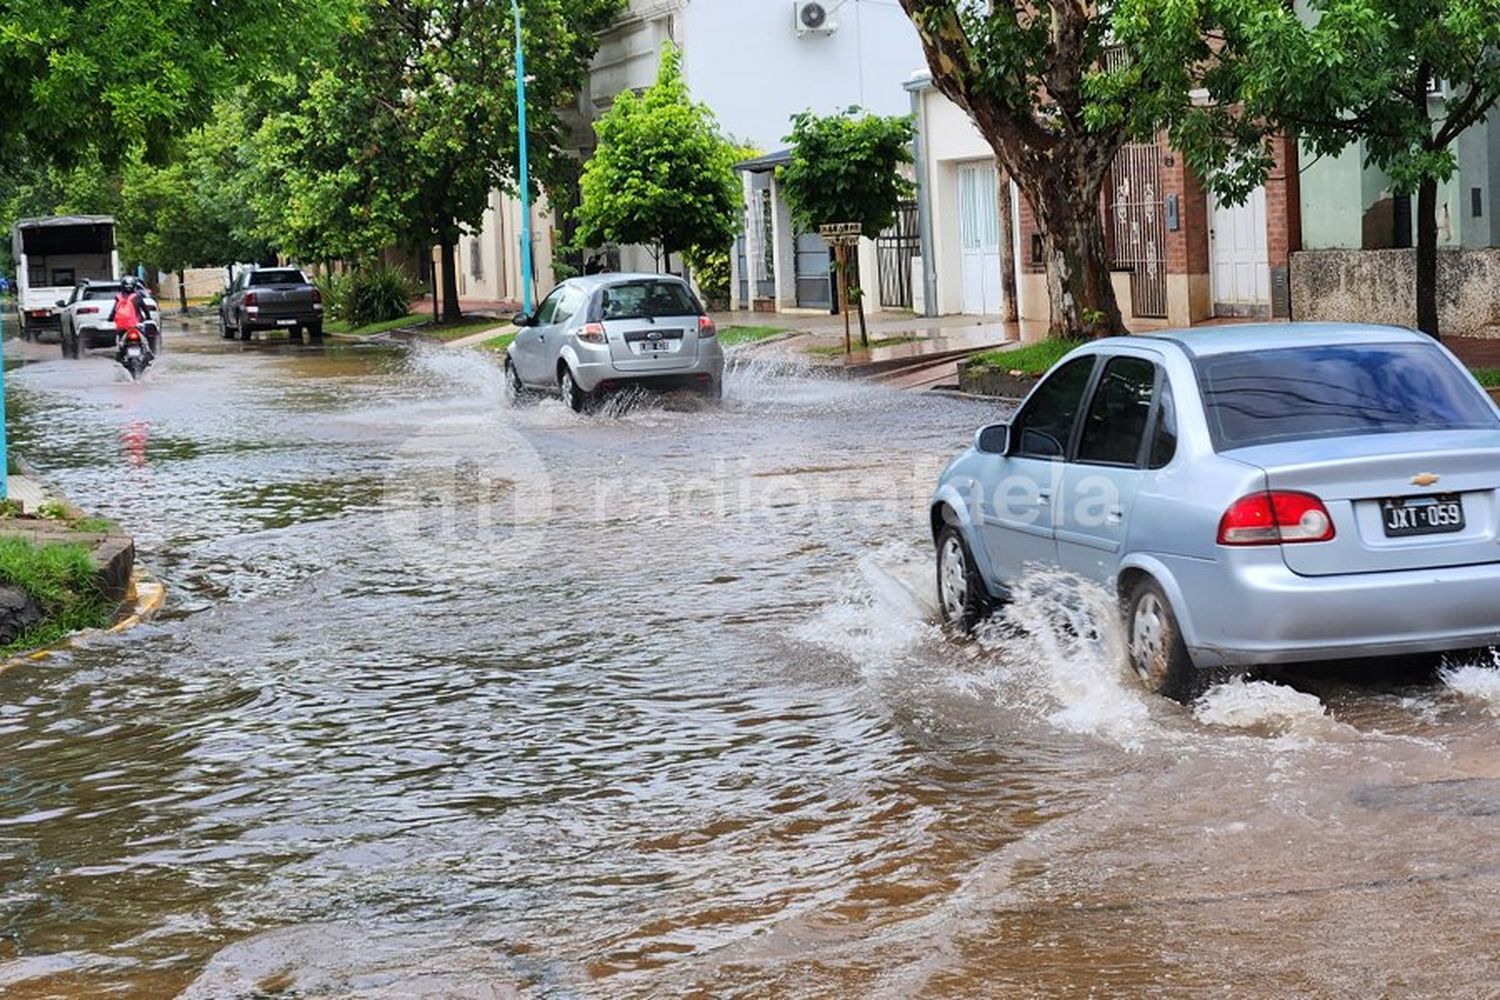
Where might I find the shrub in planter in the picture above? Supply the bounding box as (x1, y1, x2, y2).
(344, 264, 417, 327)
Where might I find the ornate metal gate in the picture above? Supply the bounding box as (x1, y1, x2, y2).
(1107, 143, 1168, 319)
(877, 200, 919, 309)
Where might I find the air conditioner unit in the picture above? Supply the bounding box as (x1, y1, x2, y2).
(795, 1, 839, 36)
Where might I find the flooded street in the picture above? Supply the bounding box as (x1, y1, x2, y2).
(4, 327, 1500, 997)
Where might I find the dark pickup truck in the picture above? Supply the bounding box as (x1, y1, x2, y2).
(220, 266, 324, 343)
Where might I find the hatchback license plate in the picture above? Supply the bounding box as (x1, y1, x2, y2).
(1380, 494, 1464, 537)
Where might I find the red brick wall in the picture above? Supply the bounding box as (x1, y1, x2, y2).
(1265, 133, 1301, 270)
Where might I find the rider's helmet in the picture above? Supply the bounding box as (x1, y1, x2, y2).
(120, 275, 138, 292)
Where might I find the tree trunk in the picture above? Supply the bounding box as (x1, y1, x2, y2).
(176, 269, 188, 315)
(1025, 173, 1124, 340)
(996, 174, 1019, 323)
(1415, 175, 1440, 340)
(856, 291, 869, 348)
(439, 239, 461, 323)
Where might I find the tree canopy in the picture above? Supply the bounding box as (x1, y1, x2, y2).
(573, 44, 744, 268)
(778, 109, 915, 238)
(0, 0, 351, 166)
(1117, 0, 1500, 337)
(255, 0, 620, 318)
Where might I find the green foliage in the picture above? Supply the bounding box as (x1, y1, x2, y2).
(116, 101, 274, 270)
(779, 109, 915, 237)
(0, 0, 353, 166)
(316, 270, 353, 323)
(718, 325, 784, 346)
(968, 339, 1087, 375)
(686, 245, 732, 307)
(0, 537, 109, 657)
(574, 44, 744, 261)
(36, 499, 70, 521)
(0, 157, 120, 275)
(342, 264, 418, 327)
(257, 0, 621, 267)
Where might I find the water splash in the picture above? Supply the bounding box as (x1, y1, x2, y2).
(971, 569, 1158, 748)
(795, 543, 939, 679)
(1192, 677, 1329, 733)
(1440, 650, 1500, 713)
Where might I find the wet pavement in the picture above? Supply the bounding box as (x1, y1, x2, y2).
(3, 326, 1500, 997)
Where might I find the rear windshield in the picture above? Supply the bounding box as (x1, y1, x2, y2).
(248, 269, 307, 287)
(83, 286, 120, 300)
(1199, 343, 1499, 450)
(598, 281, 700, 321)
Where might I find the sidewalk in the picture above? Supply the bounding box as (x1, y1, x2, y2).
(6, 475, 47, 513)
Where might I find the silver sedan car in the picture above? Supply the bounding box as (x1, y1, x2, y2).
(505, 274, 725, 412)
(931, 324, 1500, 699)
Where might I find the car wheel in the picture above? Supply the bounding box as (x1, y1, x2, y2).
(306, 322, 324, 345)
(936, 523, 991, 633)
(559, 367, 589, 414)
(239, 320, 252, 342)
(703, 378, 724, 403)
(504, 358, 529, 404)
(1125, 578, 1204, 702)
(220, 313, 236, 340)
(287, 326, 305, 345)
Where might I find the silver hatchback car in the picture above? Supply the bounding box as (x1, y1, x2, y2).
(505, 273, 726, 411)
(932, 324, 1500, 698)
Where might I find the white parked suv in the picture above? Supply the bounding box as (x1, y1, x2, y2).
(57, 280, 161, 358)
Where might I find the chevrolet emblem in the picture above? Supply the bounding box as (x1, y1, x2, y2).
(1411, 473, 1441, 487)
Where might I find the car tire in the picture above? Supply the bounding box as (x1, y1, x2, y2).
(220, 313, 236, 340)
(287, 326, 304, 345)
(239, 319, 252, 342)
(504, 358, 529, 405)
(306, 322, 324, 345)
(703, 378, 724, 403)
(936, 522, 991, 633)
(1125, 578, 1205, 702)
(560, 367, 590, 414)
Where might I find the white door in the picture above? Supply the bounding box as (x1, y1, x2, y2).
(958, 163, 1005, 316)
(1209, 186, 1270, 316)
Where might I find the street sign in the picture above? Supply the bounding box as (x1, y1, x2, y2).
(818, 222, 863, 246)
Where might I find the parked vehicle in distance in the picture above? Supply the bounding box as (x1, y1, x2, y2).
(12, 216, 120, 342)
(930, 324, 1500, 700)
(220, 266, 324, 343)
(505, 274, 724, 412)
(58, 280, 161, 358)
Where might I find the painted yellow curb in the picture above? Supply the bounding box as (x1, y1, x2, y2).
(1, 567, 165, 673)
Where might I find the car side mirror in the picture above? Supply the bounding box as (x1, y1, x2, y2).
(975, 423, 1010, 455)
(512, 312, 533, 328)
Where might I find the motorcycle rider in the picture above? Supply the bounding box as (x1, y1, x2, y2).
(109, 276, 156, 362)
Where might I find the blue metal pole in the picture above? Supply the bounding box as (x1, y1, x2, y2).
(512, 0, 534, 316)
(0, 301, 9, 501)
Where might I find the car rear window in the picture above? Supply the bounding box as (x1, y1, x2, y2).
(598, 281, 700, 321)
(1199, 343, 1499, 450)
(84, 286, 119, 300)
(248, 269, 307, 287)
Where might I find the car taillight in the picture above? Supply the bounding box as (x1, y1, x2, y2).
(244, 292, 258, 307)
(578, 322, 607, 344)
(698, 315, 717, 337)
(1218, 491, 1336, 546)
(78, 306, 99, 315)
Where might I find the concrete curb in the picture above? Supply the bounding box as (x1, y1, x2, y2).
(0, 567, 165, 674)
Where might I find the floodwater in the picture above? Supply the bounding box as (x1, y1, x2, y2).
(3, 327, 1500, 997)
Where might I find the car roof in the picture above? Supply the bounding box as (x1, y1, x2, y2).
(563, 272, 691, 291)
(1128, 322, 1427, 358)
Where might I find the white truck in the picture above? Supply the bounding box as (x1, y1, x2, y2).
(11, 216, 121, 341)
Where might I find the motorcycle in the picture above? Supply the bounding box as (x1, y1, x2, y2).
(117, 324, 155, 380)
